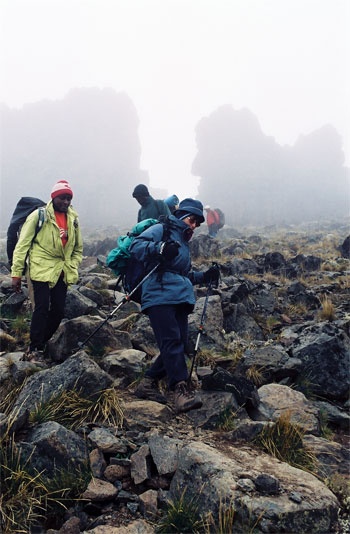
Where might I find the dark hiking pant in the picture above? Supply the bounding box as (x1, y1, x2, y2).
(208, 223, 219, 237)
(146, 304, 190, 390)
(30, 277, 67, 351)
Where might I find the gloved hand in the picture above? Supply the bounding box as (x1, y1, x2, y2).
(159, 240, 180, 261)
(12, 277, 22, 293)
(202, 265, 220, 285)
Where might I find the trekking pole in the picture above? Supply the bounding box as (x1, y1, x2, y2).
(188, 281, 212, 383)
(188, 262, 220, 383)
(76, 262, 160, 350)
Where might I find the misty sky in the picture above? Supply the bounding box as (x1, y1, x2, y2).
(1, 0, 349, 200)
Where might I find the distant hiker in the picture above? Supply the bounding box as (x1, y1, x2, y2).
(132, 184, 171, 222)
(164, 194, 179, 214)
(131, 198, 220, 413)
(204, 205, 221, 238)
(11, 180, 83, 362)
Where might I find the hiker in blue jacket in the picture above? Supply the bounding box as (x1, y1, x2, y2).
(164, 194, 179, 214)
(132, 184, 170, 222)
(131, 198, 220, 413)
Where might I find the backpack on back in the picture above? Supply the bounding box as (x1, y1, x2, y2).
(214, 208, 225, 229)
(7, 197, 46, 266)
(106, 217, 170, 303)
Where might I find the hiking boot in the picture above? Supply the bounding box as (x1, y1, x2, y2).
(134, 377, 167, 404)
(174, 381, 203, 414)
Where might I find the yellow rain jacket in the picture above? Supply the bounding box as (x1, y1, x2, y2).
(11, 200, 83, 287)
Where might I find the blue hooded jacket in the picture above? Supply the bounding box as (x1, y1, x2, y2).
(164, 194, 179, 213)
(129, 215, 205, 311)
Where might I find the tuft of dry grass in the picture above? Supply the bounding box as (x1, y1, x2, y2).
(244, 273, 261, 283)
(0, 383, 28, 416)
(30, 387, 124, 430)
(0, 433, 91, 532)
(253, 411, 317, 473)
(292, 369, 318, 399)
(156, 486, 205, 533)
(318, 409, 334, 441)
(246, 365, 266, 387)
(195, 347, 244, 370)
(195, 347, 221, 368)
(263, 272, 290, 285)
(214, 407, 237, 432)
(204, 497, 236, 534)
(0, 437, 48, 532)
(3, 314, 31, 348)
(318, 296, 336, 322)
(338, 274, 350, 289)
(284, 303, 309, 318)
(224, 345, 248, 372)
(265, 315, 282, 334)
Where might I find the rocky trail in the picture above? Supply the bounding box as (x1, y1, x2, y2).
(0, 221, 349, 533)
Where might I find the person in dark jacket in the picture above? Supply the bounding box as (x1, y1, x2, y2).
(164, 194, 179, 214)
(132, 184, 170, 222)
(131, 198, 220, 413)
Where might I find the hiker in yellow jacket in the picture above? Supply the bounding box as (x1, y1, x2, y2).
(11, 180, 83, 361)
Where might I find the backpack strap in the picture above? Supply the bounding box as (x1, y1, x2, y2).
(21, 207, 47, 275)
(34, 207, 46, 238)
(162, 219, 171, 241)
(155, 218, 173, 286)
(156, 199, 167, 218)
(157, 215, 172, 240)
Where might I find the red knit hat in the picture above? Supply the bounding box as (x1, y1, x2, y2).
(51, 180, 73, 199)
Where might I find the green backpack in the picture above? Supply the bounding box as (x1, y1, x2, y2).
(106, 218, 159, 275)
(106, 218, 169, 302)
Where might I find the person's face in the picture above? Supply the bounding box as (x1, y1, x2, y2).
(53, 194, 72, 213)
(183, 214, 201, 230)
(135, 196, 148, 206)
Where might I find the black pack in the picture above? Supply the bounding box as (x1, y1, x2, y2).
(7, 197, 46, 266)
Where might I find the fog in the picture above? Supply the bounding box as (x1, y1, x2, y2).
(1, 88, 348, 232)
(0, 0, 349, 231)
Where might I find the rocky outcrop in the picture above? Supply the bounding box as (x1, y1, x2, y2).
(287, 322, 350, 401)
(8, 351, 114, 431)
(193, 106, 349, 226)
(170, 441, 339, 533)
